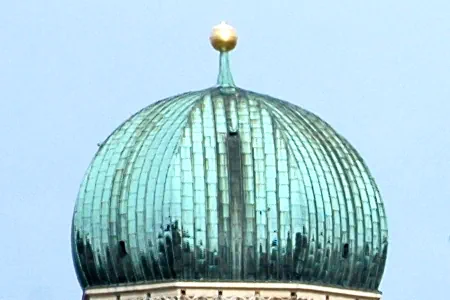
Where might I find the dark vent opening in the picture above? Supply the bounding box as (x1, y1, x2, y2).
(119, 241, 127, 257)
(342, 243, 349, 258)
(218, 291, 223, 296)
(228, 131, 238, 136)
(181, 290, 186, 295)
(290, 292, 296, 296)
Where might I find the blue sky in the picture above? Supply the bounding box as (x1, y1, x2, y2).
(1, 1, 449, 299)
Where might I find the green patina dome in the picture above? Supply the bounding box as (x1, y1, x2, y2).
(72, 49, 388, 291)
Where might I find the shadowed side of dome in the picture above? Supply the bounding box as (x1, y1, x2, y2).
(72, 87, 388, 290)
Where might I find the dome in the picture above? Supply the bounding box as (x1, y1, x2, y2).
(71, 25, 388, 292)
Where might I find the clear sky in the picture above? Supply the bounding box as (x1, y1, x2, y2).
(1, 1, 449, 299)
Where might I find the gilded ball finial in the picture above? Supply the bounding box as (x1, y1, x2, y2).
(210, 21, 238, 52)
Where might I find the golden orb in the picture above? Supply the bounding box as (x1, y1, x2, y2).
(210, 21, 238, 52)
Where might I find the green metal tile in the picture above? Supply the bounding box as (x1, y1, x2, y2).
(72, 54, 388, 291)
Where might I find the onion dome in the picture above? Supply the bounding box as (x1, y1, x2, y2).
(72, 22, 388, 291)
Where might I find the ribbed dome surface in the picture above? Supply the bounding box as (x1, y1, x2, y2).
(72, 87, 388, 291)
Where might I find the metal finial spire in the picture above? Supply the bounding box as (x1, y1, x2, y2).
(210, 22, 237, 89)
